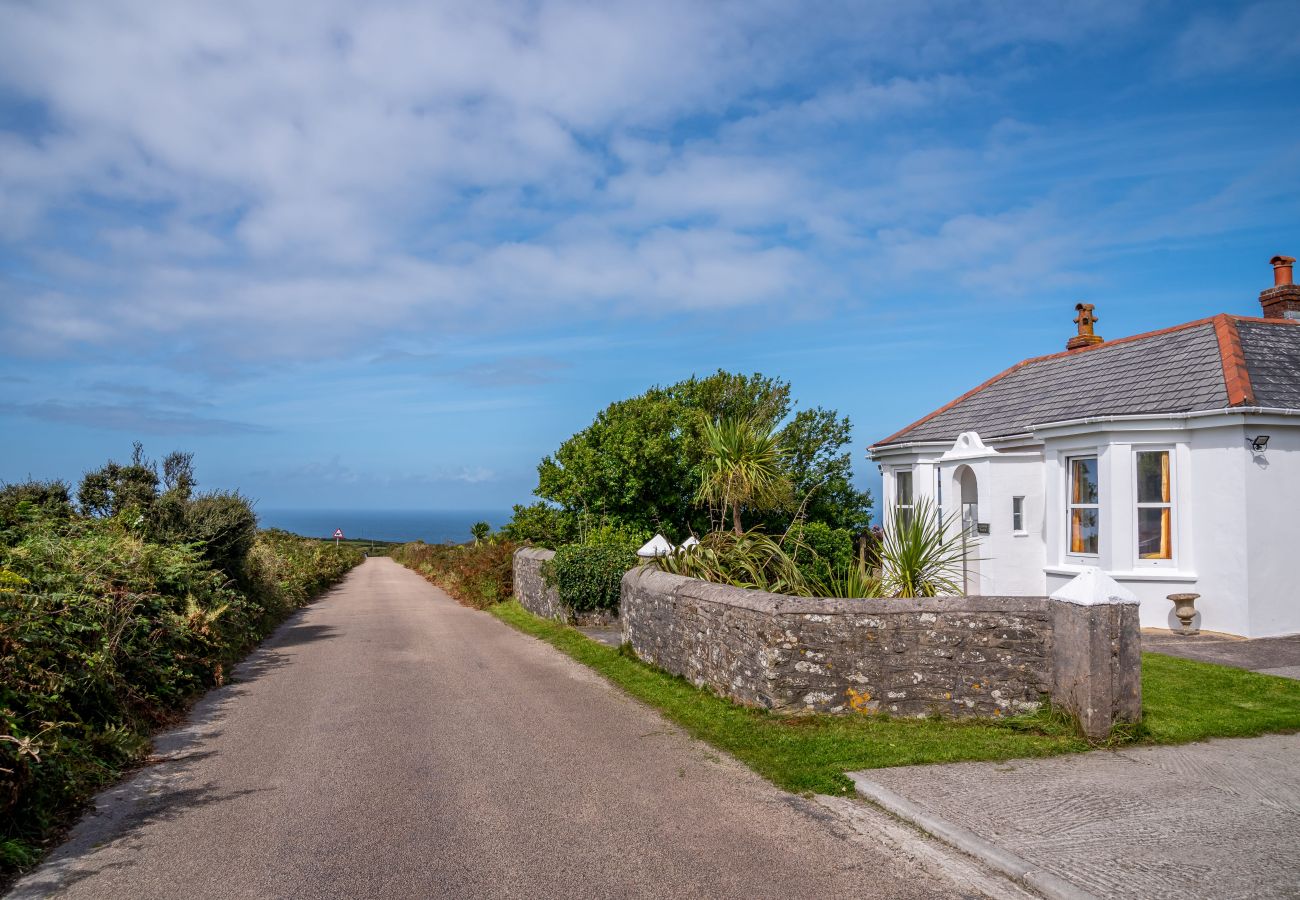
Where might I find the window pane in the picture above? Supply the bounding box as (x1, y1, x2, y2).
(896, 470, 913, 506)
(1012, 496, 1024, 531)
(1070, 508, 1099, 554)
(1136, 451, 1170, 504)
(1070, 458, 1098, 504)
(1138, 507, 1172, 559)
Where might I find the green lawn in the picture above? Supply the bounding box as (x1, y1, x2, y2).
(490, 599, 1300, 796)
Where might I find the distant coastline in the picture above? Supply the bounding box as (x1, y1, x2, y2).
(257, 509, 512, 545)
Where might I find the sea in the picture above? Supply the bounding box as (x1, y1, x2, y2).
(256, 509, 513, 545)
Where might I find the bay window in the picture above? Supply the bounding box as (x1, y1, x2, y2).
(1136, 450, 1173, 560)
(1068, 456, 1099, 555)
(895, 469, 914, 527)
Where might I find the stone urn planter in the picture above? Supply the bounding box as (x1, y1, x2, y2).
(1168, 593, 1200, 635)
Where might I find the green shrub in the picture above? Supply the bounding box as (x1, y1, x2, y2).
(185, 491, 258, 581)
(785, 521, 853, 586)
(0, 506, 362, 880)
(544, 543, 636, 613)
(500, 502, 577, 548)
(655, 528, 808, 595)
(391, 539, 517, 609)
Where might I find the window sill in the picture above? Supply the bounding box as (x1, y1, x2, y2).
(1012, 531, 1030, 537)
(1045, 565, 1198, 583)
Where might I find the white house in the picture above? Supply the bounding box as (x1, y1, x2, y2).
(869, 256, 1300, 638)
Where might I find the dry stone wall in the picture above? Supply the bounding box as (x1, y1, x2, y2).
(512, 548, 618, 626)
(621, 568, 1053, 719)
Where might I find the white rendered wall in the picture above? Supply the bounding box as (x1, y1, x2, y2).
(875, 420, 1300, 637)
(1245, 425, 1300, 637)
(937, 451, 1046, 596)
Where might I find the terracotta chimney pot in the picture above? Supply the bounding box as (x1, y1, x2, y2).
(1260, 255, 1300, 320)
(1066, 302, 1104, 350)
(1272, 255, 1295, 287)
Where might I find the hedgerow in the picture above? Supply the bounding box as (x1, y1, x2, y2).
(0, 456, 362, 880)
(391, 539, 517, 609)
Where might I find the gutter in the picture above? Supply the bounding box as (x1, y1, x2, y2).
(1028, 407, 1300, 432)
(870, 407, 1300, 456)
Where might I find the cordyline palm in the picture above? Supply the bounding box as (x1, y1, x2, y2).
(696, 416, 790, 535)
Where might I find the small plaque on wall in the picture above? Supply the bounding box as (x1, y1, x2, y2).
(976, 523, 990, 535)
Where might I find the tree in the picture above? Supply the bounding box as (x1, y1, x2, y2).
(470, 521, 491, 545)
(696, 417, 790, 534)
(521, 370, 872, 539)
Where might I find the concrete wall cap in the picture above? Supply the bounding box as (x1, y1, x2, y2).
(514, 547, 556, 561)
(1049, 567, 1139, 606)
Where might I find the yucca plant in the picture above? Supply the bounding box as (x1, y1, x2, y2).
(812, 562, 883, 599)
(654, 528, 811, 596)
(879, 497, 973, 597)
(696, 417, 791, 534)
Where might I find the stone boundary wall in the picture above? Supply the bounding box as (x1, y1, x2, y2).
(512, 548, 618, 626)
(621, 567, 1140, 737)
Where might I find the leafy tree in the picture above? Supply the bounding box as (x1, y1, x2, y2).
(697, 417, 791, 534)
(500, 502, 579, 548)
(77, 442, 159, 519)
(523, 370, 872, 539)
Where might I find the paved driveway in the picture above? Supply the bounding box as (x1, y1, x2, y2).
(853, 734, 1300, 899)
(1144, 630, 1300, 679)
(9, 558, 959, 900)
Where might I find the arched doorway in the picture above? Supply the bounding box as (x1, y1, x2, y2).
(956, 465, 980, 595)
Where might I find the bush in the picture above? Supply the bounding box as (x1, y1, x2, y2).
(499, 502, 577, 548)
(391, 540, 517, 609)
(0, 495, 362, 879)
(184, 492, 258, 582)
(543, 543, 637, 613)
(785, 521, 853, 586)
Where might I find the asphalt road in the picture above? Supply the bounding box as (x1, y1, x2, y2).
(10, 558, 960, 899)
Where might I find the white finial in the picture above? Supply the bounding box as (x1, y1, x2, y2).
(637, 534, 675, 558)
(1050, 567, 1138, 606)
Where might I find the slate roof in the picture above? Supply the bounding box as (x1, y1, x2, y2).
(873, 315, 1300, 448)
(1238, 320, 1300, 409)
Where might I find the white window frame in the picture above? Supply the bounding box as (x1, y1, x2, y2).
(1012, 496, 1026, 535)
(1066, 455, 1100, 558)
(1133, 447, 1175, 567)
(895, 468, 914, 526)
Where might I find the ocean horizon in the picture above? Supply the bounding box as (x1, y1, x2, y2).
(257, 508, 513, 545)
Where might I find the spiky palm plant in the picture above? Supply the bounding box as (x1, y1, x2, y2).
(654, 528, 810, 596)
(470, 521, 491, 545)
(696, 417, 791, 534)
(879, 497, 972, 597)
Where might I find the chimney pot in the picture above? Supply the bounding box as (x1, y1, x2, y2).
(1066, 302, 1104, 350)
(1261, 254, 1300, 320)
(1272, 255, 1295, 287)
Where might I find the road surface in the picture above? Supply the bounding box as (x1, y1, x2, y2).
(10, 558, 963, 899)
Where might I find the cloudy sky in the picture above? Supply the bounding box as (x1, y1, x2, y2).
(2, 0, 1297, 514)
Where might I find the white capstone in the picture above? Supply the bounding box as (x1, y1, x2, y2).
(1049, 567, 1139, 606)
(678, 535, 700, 550)
(636, 533, 675, 558)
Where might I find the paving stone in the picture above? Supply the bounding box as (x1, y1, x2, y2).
(854, 734, 1300, 900)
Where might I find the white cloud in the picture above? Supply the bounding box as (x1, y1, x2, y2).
(4, 0, 1281, 370)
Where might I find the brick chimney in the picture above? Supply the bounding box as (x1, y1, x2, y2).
(1261, 255, 1300, 320)
(1067, 302, 1104, 350)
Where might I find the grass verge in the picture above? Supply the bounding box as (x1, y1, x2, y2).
(490, 600, 1300, 795)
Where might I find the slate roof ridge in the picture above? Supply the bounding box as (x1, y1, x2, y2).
(1213, 314, 1254, 407)
(872, 316, 1220, 448)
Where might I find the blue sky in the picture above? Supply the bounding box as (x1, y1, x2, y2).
(2, 0, 1298, 515)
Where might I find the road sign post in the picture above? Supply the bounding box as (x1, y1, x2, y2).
(333, 528, 344, 547)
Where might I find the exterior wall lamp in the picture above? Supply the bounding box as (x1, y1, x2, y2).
(1249, 435, 1270, 452)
